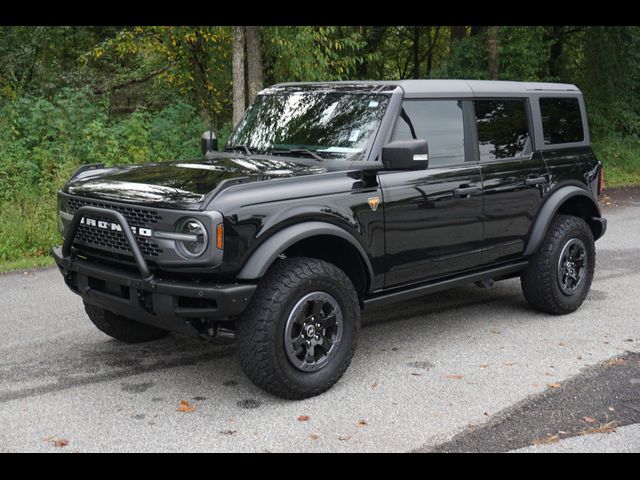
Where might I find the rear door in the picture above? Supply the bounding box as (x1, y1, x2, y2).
(473, 98, 549, 264)
(378, 99, 483, 288)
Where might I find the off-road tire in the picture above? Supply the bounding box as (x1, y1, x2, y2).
(236, 257, 360, 399)
(84, 302, 170, 343)
(521, 214, 595, 315)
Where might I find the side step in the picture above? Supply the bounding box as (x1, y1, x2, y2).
(362, 261, 528, 310)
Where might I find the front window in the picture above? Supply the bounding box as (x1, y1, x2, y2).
(227, 90, 390, 160)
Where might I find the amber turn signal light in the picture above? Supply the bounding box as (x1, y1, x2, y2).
(216, 223, 224, 250)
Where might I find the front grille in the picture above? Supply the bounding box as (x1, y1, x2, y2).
(67, 197, 163, 257)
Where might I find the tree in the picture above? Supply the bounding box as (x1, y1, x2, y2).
(487, 26, 500, 80)
(232, 26, 246, 126)
(246, 26, 264, 104)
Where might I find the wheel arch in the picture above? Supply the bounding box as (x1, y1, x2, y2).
(524, 185, 603, 257)
(236, 221, 374, 297)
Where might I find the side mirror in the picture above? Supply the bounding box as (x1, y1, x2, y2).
(381, 139, 429, 170)
(201, 131, 218, 155)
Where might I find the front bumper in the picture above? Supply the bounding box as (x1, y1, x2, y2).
(53, 204, 256, 336)
(53, 247, 256, 337)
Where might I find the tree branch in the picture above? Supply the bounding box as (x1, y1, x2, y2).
(92, 65, 172, 95)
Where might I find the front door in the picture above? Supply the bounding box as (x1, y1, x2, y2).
(379, 99, 483, 288)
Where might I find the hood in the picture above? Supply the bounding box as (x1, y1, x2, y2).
(63, 155, 327, 210)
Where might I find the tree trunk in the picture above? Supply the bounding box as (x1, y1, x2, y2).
(232, 26, 246, 126)
(412, 26, 420, 79)
(487, 26, 500, 80)
(548, 26, 564, 79)
(450, 26, 466, 41)
(245, 26, 264, 104)
(470, 26, 486, 37)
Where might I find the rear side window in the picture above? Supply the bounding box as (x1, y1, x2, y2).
(539, 97, 584, 144)
(391, 100, 465, 167)
(474, 99, 532, 161)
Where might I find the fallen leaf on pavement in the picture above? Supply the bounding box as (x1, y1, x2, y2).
(607, 358, 626, 366)
(544, 371, 553, 376)
(446, 374, 464, 380)
(297, 415, 310, 422)
(490, 330, 501, 335)
(502, 361, 515, 366)
(479, 364, 489, 368)
(308, 434, 320, 440)
(371, 382, 378, 389)
(548, 383, 561, 389)
(176, 400, 195, 413)
(338, 435, 351, 441)
(357, 419, 368, 427)
(533, 434, 560, 446)
(52, 439, 69, 448)
(579, 422, 617, 435)
(583, 416, 597, 424)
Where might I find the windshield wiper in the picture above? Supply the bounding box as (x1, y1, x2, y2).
(269, 148, 324, 161)
(224, 144, 254, 155)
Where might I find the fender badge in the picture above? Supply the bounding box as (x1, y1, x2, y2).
(367, 196, 381, 212)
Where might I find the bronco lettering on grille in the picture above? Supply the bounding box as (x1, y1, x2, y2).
(80, 217, 152, 237)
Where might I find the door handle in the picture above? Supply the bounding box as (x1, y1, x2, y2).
(525, 176, 547, 186)
(453, 185, 480, 197)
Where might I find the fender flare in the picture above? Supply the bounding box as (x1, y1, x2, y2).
(236, 221, 375, 283)
(523, 186, 601, 257)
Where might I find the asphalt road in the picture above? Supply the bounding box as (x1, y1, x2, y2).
(1, 190, 639, 453)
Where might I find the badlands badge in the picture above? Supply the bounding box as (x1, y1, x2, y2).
(367, 196, 381, 212)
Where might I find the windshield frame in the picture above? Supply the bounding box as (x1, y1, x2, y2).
(226, 85, 398, 164)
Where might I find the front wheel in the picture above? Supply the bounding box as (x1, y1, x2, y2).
(236, 257, 360, 399)
(521, 214, 596, 314)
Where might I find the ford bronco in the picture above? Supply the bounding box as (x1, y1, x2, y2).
(53, 80, 607, 399)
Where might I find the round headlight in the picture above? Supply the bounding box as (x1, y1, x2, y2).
(175, 218, 208, 258)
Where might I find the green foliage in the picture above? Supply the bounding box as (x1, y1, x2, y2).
(593, 135, 640, 187)
(430, 34, 489, 79)
(0, 88, 204, 263)
(265, 26, 367, 82)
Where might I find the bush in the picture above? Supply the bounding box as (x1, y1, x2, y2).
(592, 135, 640, 188)
(0, 88, 207, 264)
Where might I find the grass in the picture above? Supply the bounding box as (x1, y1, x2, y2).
(0, 255, 55, 274)
(593, 135, 640, 187)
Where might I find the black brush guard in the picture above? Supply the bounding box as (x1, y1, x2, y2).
(53, 206, 256, 337)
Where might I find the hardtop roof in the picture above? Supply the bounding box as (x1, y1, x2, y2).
(269, 79, 581, 97)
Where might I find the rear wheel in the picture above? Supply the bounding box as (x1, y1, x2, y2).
(521, 215, 595, 314)
(236, 257, 360, 399)
(84, 302, 169, 343)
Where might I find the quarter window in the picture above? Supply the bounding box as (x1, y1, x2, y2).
(391, 100, 465, 167)
(539, 97, 584, 144)
(474, 99, 532, 161)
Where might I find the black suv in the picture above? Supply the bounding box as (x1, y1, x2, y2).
(54, 80, 607, 399)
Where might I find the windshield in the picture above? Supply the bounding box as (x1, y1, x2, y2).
(226, 90, 390, 160)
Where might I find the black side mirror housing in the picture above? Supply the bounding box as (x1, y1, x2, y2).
(201, 131, 218, 155)
(381, 139, 429, 170)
